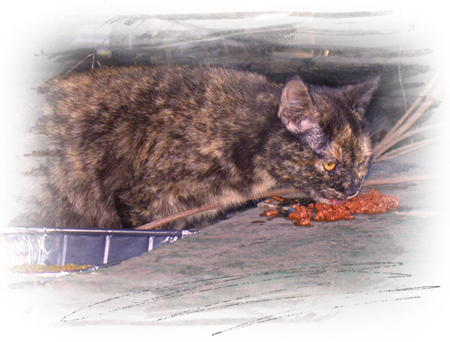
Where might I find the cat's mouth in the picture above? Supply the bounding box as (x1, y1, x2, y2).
(317, 197, 344, 206)
(315, 192, 359, 206)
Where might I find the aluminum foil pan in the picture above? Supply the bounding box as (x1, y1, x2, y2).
(0, 227, 196, 301)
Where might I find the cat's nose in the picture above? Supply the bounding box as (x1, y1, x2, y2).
(344, 183, 361, 198)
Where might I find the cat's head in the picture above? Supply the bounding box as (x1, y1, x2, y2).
(277, 75, 380, 204)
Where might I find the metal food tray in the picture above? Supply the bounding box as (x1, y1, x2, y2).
(1, 227, 197, 272)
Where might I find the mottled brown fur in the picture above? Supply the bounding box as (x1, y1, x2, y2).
(16, 65, 379, 229)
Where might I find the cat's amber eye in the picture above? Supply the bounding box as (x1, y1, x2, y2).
(323, 161, 336, 171)
(358, 156, 367, 165)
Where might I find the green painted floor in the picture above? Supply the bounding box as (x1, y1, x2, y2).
(2, 149, 449, 340)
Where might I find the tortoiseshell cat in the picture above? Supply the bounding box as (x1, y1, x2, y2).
(18, 65, 379, 229)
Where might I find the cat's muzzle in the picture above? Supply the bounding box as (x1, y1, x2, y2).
(343, 183, 363, 199)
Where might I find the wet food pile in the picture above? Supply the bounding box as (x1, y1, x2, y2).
(258, 189, 400, 226)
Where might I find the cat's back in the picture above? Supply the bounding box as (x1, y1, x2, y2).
(38, 66, 279, 159)
(38, 65, 280, 122)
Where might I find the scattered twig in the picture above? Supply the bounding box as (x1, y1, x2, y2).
(384, 122, 450, 145)
(372, 66, 444, 161)
(65, 53, 96, 74)
(134, 204, 218, 230)
(373, 124, 444, 158)
(375, 65, 444, 148)
(0, 233, 39, 288)
(374, 136, 444, 162)
(134, 188, 299, 230)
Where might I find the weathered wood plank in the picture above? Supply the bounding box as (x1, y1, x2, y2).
(218, 44, 450, 96)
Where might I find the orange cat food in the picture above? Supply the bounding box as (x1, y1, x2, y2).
(260, 189, 400, 226)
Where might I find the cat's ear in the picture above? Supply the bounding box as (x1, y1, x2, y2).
(278, 76, 327, 153)
(343, 76, 380, 118)
(278, 76, 317, 134)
